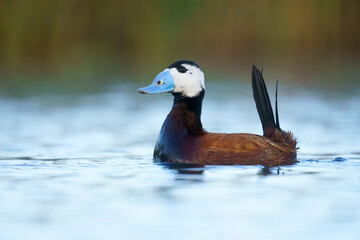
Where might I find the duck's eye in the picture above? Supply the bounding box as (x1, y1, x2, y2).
(156, 80, 164, 85)
(177, 66, 187, 73)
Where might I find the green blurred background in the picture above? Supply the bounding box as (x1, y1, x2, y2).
(0, 0, 359, 95)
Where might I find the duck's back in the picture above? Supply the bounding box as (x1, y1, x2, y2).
(189, 132, 296, 166)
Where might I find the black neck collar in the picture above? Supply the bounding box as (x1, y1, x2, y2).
(171, 89, 205, 135)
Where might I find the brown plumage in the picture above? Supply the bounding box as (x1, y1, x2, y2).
(139, 61, 298, 166)
(154, 100, 297, 166)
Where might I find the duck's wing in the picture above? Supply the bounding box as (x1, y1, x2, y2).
(195, 133, 296, 166)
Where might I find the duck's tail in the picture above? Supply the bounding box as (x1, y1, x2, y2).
(251, 65, 297, 148)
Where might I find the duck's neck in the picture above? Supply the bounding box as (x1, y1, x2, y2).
(154, 90, 205, 162)
(171, 90, 205, 135)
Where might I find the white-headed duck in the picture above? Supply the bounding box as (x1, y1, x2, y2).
(138, 60, 297, 166)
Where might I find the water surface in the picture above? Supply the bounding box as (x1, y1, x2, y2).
(0, 82, 359, 240)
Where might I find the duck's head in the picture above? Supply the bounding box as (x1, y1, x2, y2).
(138, 60, 205, 98)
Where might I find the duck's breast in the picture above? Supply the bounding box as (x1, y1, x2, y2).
(153, 115, 189, 162)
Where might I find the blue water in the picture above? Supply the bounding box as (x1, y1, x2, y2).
(0, 82, 359, 240)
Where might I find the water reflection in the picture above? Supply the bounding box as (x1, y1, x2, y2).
(160, 162, 285, 177)
(159, 163, 205, 174)
(257, 166, 281, 176)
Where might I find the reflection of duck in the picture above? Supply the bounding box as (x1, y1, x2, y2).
(138, 60, 297, 166)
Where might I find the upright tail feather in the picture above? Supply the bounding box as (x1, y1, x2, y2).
(275, 80, 280, 129)
(251, 65, 279, 137)
(251, 65, 297, 149)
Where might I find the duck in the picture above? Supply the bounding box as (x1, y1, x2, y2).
(138, 60, 297, 166)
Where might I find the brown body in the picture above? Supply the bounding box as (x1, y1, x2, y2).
(154, 100, 297, 166)
(187, 133, 296, 166)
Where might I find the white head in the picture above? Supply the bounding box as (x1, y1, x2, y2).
(169, 61, 205, 97)
(138, 60, 205, 98)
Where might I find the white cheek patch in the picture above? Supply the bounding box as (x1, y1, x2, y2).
(169, 64, 205, 97)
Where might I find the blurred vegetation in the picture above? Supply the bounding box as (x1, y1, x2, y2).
(0, 0, 359, 94)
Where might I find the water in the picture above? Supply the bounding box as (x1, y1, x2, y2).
(0, 82, 360, 240)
